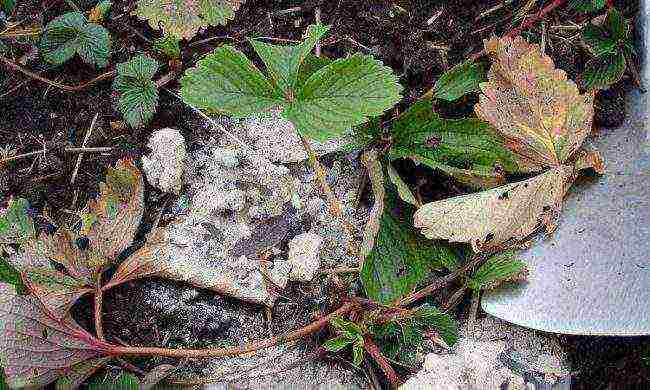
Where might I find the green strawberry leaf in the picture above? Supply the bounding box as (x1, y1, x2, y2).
(582, 8, 630, 57)
(431, 59, 488, 101)
(0, 257, 25, 292)
(180, 45, 281, 117)
(360, 158, 459, 305)
(468, 251, 527, 291)
(40, 12, 110, 67)
(323, 337, 353, 353)
(250, 24, 329, 97)
(388, 99, 519, 189)
(581, 52, 626, 90)
(297, 53, 334, 87)
(569, 0, 605, 12)
(285, 53, 402, 141)
(113, 54, 160, 128)
(415, 305, 459, 347)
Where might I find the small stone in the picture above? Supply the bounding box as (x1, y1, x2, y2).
(268, 260, 291, 289)
(141, 128, 187, 194)
(212, 147, 239, 168)
(288, 233, 323, 282)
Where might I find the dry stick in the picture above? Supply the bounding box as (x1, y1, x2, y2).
(299, 135, 359, 255)
(0, 146, 113, 164)
(0, 55, 116, 92)
(422, 0, 568, 101)
(71, 113, 99, 186)
(109, 302, 357, 358)
(363, 335, 401, 389)
(398, 254, 485, 307)
(94, 272, 105, 341)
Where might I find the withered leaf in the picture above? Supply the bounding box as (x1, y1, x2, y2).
(9, 159, 144, 319)
(415, 37, 599, 251)
(0, 283, 111, 389)
(80, 159, 145, 262)
(475, 36, 595, 172)
(415, 167, 572, 251)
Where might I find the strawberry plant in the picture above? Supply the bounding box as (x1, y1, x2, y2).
(39, 11, 111, 67)
(112, 54, 160, 128)
(180, 24, 403, 141)
(580, 8, 633, 90)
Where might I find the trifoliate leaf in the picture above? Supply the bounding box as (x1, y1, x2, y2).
(133, 0, 245, 40)
(0, 283, 111, 388)
(415, 305, 459, 347)
(250, 24, 329, 97)
(153, 35, 181, 59)
(416, 37, 596, 251)
(113, 54, 160, 128)
(180, 45, 281, 117)
(569, 0, 605, 12)
(582, 8, 630, 57)
(468, 251, 527, 291)
(323, 337, 353, 353)
(284, 53, 402, 141)
(40, 12, 110, 67)
(89, 1, 112, 23)
(581, 52, 626, 90)
(9, 232, 95, 318)
(431, 59, 488, 101)
(360, 154, 459, 304)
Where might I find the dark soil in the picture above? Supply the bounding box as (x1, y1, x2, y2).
(1, 0, 646, 388)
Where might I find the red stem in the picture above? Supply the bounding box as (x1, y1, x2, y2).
(107, 302, 357, 358)
(363, 335, 401, 389)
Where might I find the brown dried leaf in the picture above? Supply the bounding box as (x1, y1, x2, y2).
(476, 36, 595, 172)
(80, 159, 145, 263)
(0, 283, 111, 389)
(415, 36, 598, 251)
(414, 167, 573, 251)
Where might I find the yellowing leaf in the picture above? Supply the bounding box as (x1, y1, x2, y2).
(134, 0, 245, 40)
(415, 167, 572, 251)
(476, 36, 595, 172)
(415, 37, 599, 251)
(80, 159, 144, 261)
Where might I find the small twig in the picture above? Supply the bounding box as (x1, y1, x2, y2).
(115, 358, 146, 376)
(94, 273, 105, 341)
(71, 113, 99, 186)
(110, 302, 357, 358)
(154, 70, 180, 88)
(466, 289, 480, 336)
(299, 135, 359, 256)
(363, 335, 401, 389)
(0, 146, 112, 164)
(0, 55, 116, 92)
(398, 254, 485, 307)
(468, 0, 568, 63)
(314, 7, 322, 57)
